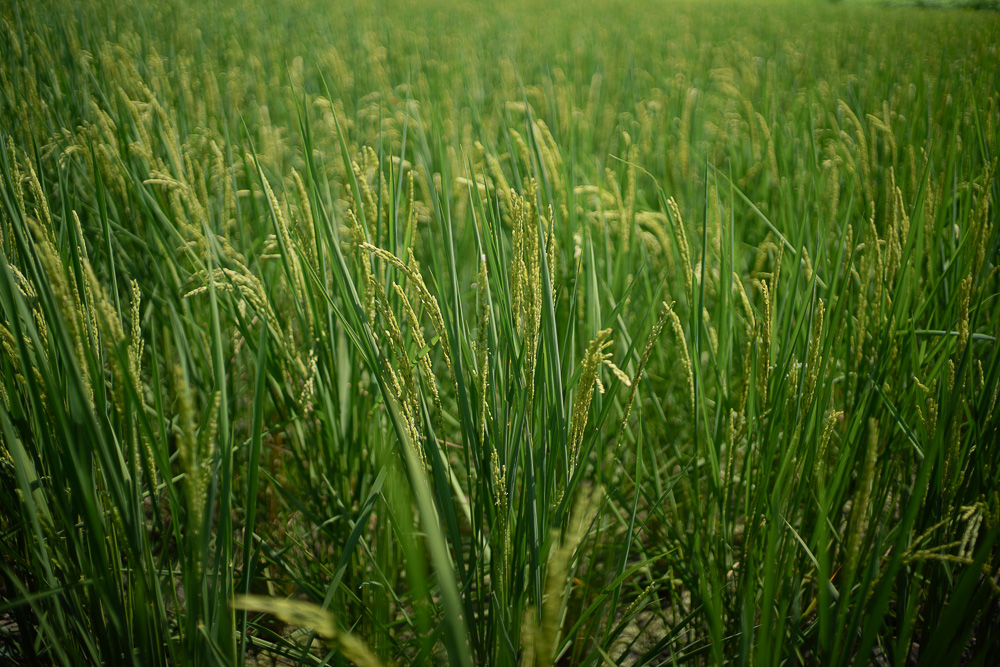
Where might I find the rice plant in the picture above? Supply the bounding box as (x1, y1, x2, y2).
(1, 0, 998, 664)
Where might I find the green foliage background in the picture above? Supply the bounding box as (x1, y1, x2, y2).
(1, 0, 998, 664)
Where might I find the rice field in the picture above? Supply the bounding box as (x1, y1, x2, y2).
(1, 0, 999, 664)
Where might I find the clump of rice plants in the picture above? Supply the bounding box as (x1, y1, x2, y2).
(1, 0, 998, 664)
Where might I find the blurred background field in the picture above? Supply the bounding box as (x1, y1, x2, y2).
(1, 0, 998, 664)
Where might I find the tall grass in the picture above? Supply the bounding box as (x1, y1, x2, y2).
(1, 0, 998, 664)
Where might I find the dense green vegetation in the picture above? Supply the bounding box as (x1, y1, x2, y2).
(1, 0, 998, 663)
